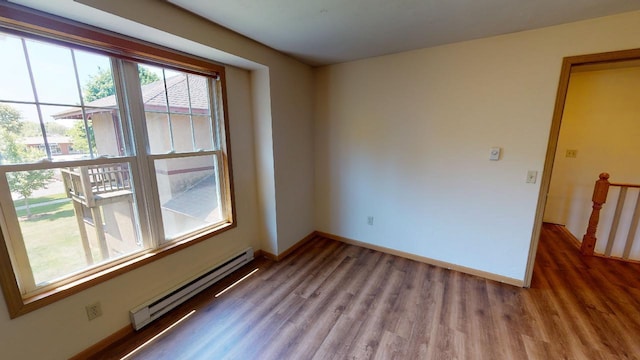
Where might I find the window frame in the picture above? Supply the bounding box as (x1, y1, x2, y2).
(0, 3, 236, 318)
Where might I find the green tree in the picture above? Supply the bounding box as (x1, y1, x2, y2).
(67, 120, 96, 154)
(138, 66, 161, 87)
(83, 66, 160, 102)
(45, 122, 69, 136)
(20, 122, 42, 137)
(0, 104, 24, 134)
(0, 105, 54, 217)
(21, 121, 69, 137)
(2, 133, 54, 217)
(83, 68, 114, 102)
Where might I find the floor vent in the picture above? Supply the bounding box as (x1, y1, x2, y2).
(129, 247, 254, 330)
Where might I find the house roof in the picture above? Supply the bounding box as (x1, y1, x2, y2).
(54, 73, 210, 119)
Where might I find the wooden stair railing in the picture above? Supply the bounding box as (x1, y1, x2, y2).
(581, 172, 640, 260)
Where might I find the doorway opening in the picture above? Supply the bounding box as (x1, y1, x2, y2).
(524, 48, 640, 286)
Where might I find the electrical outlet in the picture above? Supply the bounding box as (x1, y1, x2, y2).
(85, 302, 102, 321)
(565, 149, 577, 158)
(367, 216, 374, 226)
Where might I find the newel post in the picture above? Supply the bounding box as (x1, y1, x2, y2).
(581, 173, 610, 255)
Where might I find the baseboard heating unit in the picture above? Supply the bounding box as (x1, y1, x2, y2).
(130, 247, 254, 330)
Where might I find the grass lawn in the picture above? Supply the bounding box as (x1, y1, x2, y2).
(16, 199, 70, 218)
(13, 193, 67, 208)
(17, 194, 100, 285)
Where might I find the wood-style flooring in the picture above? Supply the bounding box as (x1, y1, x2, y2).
(92, 224, 640, 359)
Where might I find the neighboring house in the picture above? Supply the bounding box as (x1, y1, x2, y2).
(54, 74, 213, 156)
(54, 74, 219, 257)
(21, 135, 75, 155)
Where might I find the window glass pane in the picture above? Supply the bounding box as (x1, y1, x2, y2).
(0, 33, 127, 163)
(187, 74, 211, 116)
(0, 102, 126, 163)
(172, 116, 193, 153)
(75, 50, 114, 105)
(139, 65, 215, 154)
(0, 33, 34, 102)
(46, 108, 92, 159)
(25, 39, 81, 105)
(48, 105, 126, 159)
(0, 102, 46, 164)
(193, 115, 214, 151)
(146, 112, 172, 154)
(167, 71, 189, 114)
(154, 155, 223, 240)
(88, 108, 125, 157)
(189, 74, 213, 151)
(6, 162, 143, 286)
(138, 64, 167, 112)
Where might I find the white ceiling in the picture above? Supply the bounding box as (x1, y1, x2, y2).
(168, 0, 640, 66)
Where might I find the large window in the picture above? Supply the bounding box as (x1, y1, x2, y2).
(0, 7, 234, 317)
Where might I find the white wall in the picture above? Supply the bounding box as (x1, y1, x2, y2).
(315, 10, 640, 282)
(269, 61, 315, 253)
(544, 66, 640, 257)
(251, 68, 279, 254)
(1, 0, 316, 358)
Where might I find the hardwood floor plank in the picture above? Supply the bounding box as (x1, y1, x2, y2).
(89, 224, 640, 360)
(373, 330, 409, 360)
(425, 324, 467, 360)
(405, 265, 446, 359)
(312, 315, 363, 360)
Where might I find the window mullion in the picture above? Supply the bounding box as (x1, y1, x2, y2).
(160, 69, 176, 152)
(120, 61, 164, 248)
(211, 78, 231, 221)
(20, 38, 51, 160)
(112, 59, 134, 157)
(185, 75, 197, 151)
(214, 152, 229, 221)
(210, 78, 221, 151)
(70, 49, 95, 158)
(147, 149, 220, 161)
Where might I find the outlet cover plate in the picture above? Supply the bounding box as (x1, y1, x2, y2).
(86, 302, 102, 321)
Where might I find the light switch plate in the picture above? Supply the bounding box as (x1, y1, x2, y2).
(526, 170, 538, 184)
(489, 147, 501, 161)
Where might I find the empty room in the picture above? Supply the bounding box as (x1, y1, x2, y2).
(1, 0, 640, 359)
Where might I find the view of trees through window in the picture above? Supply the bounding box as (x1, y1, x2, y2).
(0, 29, 229, 295)
(0, 33, 142, 287)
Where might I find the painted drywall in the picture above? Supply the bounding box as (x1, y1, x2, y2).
(268, 61, 315, 253)
(315, 10, 640, 281)
(544, 66, 640, 257)
(251, 68, 279, 254)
